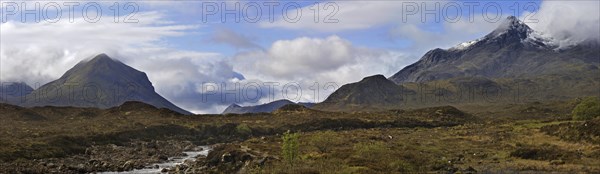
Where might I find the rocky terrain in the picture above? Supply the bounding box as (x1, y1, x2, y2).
(0, 140, 197, 173)
(1, 98, 599, 173)
(0, 100, 478, 173)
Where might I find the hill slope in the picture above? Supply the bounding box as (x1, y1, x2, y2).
(222, 99, 314, 114)
(313, 75, 413, 111)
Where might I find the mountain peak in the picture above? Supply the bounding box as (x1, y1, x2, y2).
(93, 53, 110, 59)
(59, 53, 143, 84)
(272, 99, 293, 104)
(488, 16, 531, 38)
(222, 99, 295, 114)
(448, 15, 558, 52)
(499, 16, 528, 29)
(87, 53, 120, 65)
(362, 74, 387, 81)
(506, 15, 517, 21)
(225, 103, 241, 109)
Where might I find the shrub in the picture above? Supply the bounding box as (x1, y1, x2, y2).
(572, 97, 600, 120)
(351, 141, 416, 172)
(309, 131, 340, 153)
(353, 141, 387, 160)
(389, 160, 416, 173)
(235, 123, 252, 136)
(281, 131, 300, 166)
(510, 143, 579, 160)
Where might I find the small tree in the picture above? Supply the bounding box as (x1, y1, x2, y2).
(572, 97, 600, 120)
(281, 130, 300, 166)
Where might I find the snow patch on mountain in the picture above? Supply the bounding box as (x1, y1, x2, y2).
(450, 39, 480, 50)
(449, 16, 567, 51)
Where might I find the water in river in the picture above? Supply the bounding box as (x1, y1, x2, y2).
(100, 146, 212, 174)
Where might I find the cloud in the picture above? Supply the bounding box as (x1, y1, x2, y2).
(0, 11, 247, 114)
(210, 28, 261, 49)
(1, 11, 194, 84)
(260, 1, 396, 31)
(258, 0, 503, 57)
(231, 35, 411, 102)
(260, 1, 453, 32)
(522, 1, 600, 47)
(3, 5, 408, 114)
(390, 14, 500, 54)
(116, 48, 250, 114)
(236, 36, 353, 79)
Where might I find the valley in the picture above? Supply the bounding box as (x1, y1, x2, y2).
(1, 14, 598, 174)
(1, 99, 599, 173)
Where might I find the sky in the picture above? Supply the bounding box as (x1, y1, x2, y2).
(0, 0, 598, 114)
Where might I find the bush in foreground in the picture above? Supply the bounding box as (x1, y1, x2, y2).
(572, 97, 600, 120)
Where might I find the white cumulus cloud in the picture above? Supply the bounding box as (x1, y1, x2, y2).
(232, 35, 411, 103)
(522, 1, 600, 47)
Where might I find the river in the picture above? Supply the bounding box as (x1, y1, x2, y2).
(100, 145, 212, 174)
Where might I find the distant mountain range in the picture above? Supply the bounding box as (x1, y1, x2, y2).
(0, 82, 33, 98)
(1, 16, 597, 114)
(222, 99, 314, 114)
(1, 54, 191, 115)
(317, 16, 599, 111)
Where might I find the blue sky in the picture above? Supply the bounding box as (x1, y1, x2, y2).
(156, 0, 542, 56)
(1, 0, 598, 113)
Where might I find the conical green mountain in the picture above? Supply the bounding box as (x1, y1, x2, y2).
(21, 54, 191, 115)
